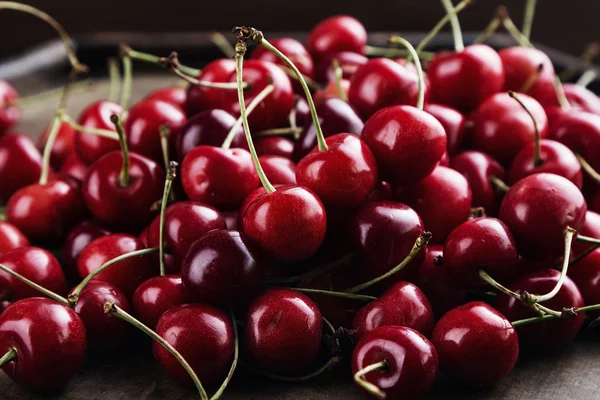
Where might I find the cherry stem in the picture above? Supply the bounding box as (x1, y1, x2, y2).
(353, 360, 388, 400)
(289, 99, 299, 131)
(265, 253, 357, 285)
(469, 207, 487, 218)
(211, 31, 236, 58)
(490, 176, 510, 193)
(553, 76, 572, 110)
(110, 114, 130, 187)
(159, 125, 171, 171)
(520, 64, 544, 93)
(107, 57, 121, 103)
(576, 154, 600, 185)
(568, 241, 600, 267)
(210, 310, 238, 400)
(68, 247, 160, 306)
(389, 36, 425, 110)
(0, 208, 4, 222)
(0, 2, 87, 73)
(104, 302, 208, 400)
(441, 0, 465, 52)
(61, 113, 119, 140)
(241, 356, 342, 382)
(119, 51, 133, 112)
(511, 304, 600, 327)
(508, 91, 542, 167)
(345, 232, 432, 294)
(0, 347, 17, 368)
(558, 42, 600, 82)
(331, 58, 348, 101)
(500, 8, 533, 48)
(576, 234, 600, 245)
(474, 13, 502, 45)
(289, 287, 376, 302)
(478, 270, 521, 298)
(255, 127, 301, 137)
(159, 162, 177, 277)
(38, 113, 62, 185)
(121, 45, 201, 77)
(576, 69, 597, 87)
(234, 41, 276, 194)
(522, 0, 537, 42)
(0, 263, 70, 306)
(221, 83, 275, 149)
(363, 46, 435, 60)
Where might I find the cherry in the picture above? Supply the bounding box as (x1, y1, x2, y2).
(0, 80, 19, 133)
(431, 301, 518, 385)
(0, 221, 29, 255)
(499, 173, 586, 260)
(123, 98, 186, 164)
(365, 181, 392, 203)
(574, 211, 600, 256)
(396, 166, 472, 244)
(143, 87, 187, 110)
(131, 275, 186, 328)
(154, 303, 233, 386)
(296, 133, 377, 209)
(181, 145, 259, 210)
(568, 249, 600, 316)
(77, 233, 158, 296)
(59, 151, 87, 182)
(245, 288, 322, 374)
(451, 151, 506, 215)
(73, 100, 122, 165)
(563, 83, 600, 113)
(499, 46, 555, 102)
(314, 51, 368, 83)
(37, 121, 75, 169)
(0, 247, 66, 301)
(293, 97, 364, 162)
(495, 268, 585, 350)
(0, 133, 44, 204)
(314, 79, 350, 102)
(255, 136, 294, 159)
(294, 96, 311, 127)
(353, 282, 434, 340)
(185, 58, 236, 116)
(307, 15, 367, 61)
(260, 155, 297, 185)
(351, 200, 426, 283)
(508, 139, 582, 188)
(552, 110, 600, 173)
(352, 325, 438, 399)
(444, 217, 519, 287)
(424, 103, 466, 156)
(0, 298, 86, 392)
(62, 219, 112, 279)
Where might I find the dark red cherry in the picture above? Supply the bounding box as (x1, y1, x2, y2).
(132, 275, 186, 328)
(143, 87, 187, 110)
(349, 58, 428, 119)
(307, 15, 366, 61)
(182, 229, 263, 307)
(352, 325, 438, 399)
(495, 268, 584, 350)
(293, 98, 364, 162)
(154, 303, 233, 386)
(552, 110, 600, 172)
(428, 44, 505, 112)
(74, 100, 122, 165)
(499, 46, 555, 102)
(181, 145, 259, 211)
(444, 217, 519, 287)
(314, 51, 368, 83)
(62, 220, 112, 279)
(242, 185, 326, 263)
(59, 151, 87, 182)
(260, 155, 297, 185)
(508, 139, 582, 188)
(255, 136, 294, 159)
(431, 301, 518, 385)
(124, 99, 186, 164)
(0, 80, 19, 133)
(0, 298, 86, 392)
(0, 247, 66, 301)
(77, 234, 158, 296)
(0, 133, 44, 204)
(296, 133, 377, 209)
(351, 201, 426, 283)
(574, 211, 600, 256)
(499, 173, 586, 260)
(294, 97, 311, 127)
(424, 103, 466, 155)
(0, 221, 29, 256)
(245, 288, 322, 374)
(396, 166, 472, 244)
(562, 83, 600, 114)
(362, 105, 446, 185)
(221, 60, 294, 131)
(37, 121, 75, 169)
(185, 59, 236, 116)
(82, 151, 165, 228)
(568, 249, 600, 316)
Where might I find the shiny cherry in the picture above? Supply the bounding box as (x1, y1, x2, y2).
(574, 211, 600, 256)
(562, 83, 600, 114)
(499, 46, 555, 102)
(185, 59, 236, 116)
(255, 136, 294, 159)
(314, 51, 368, 83)
(260, 155, 297, 185)
(424, 103, 466, 156)
(37, 121, 75, 169)
(143, 87, 187, 110)
(0, 221, 29, 256)
(132, 275, 186, 328)
(74, 100, 122, 165)
(307, 15, 367, 60)
(568, 248, 600, 316)
(0, 133, 44, 204)
(0, 80, 19, 133)
(552, 110, 600, 173)
(59, 151, 87, 182)
(62, 219, 112, 279)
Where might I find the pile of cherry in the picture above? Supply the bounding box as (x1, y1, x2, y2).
(2, 0, 600, 398)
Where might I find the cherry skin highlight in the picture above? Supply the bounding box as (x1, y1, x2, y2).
(0, 221, 29, 256)
(259, 155, 297, 185)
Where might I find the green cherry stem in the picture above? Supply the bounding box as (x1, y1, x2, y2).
(521, 0, 537, 42)
(38, 113, 62, 185)
(576, 154, 600, 185)
(0, 263, 69, 306)
(107, 57, 121, 103)
(255, 127, 301, 137)
(287, 287, 376, 302)
(119, 50, 133, 113)
(500, 8, 533, 48)
(68, 248, 159, 306)
(389, 36, 425, 110)
(211, 31, 236, 58)
(508, 91, 542, 167)
(159, 162, 177, 276)
(554, 76, 572, 111)
(511, 304, 600, 327)
(331, 58, 348, 101)
(490, 176, 511, 193)
(473, 13, 503, 45)
(576, 234, 600, 245)
(576, 69, 597, 88)
(0, 348, 17, 368)
(121, 45, 201, 77)
(60, 114, 119, 140)
(110, 114, 130, 187)
(234, 41, 275, 194)
(210, 310, 239, 400)
(104, 302, 208, 400)
(345, 232, 432, 294)
(159, 125, 171, 171)
(478, 270, 521, 298)
(353, 360, 387, 400)
(441, 0, 465, 52)
(519, 63, 544, 93)
(221, 83, 275, 149)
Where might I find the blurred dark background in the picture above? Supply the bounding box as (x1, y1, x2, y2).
(0, 0, 597, 58)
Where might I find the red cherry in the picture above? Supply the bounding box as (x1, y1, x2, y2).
(552, 110, 600, 172)
(245, 288, 322, 374)
(154, 303, 233, 386)
(396, 166, 472, 244)
(495, 268, 584, 350)
(255, 136, 294, 159)
(0, 133, 44, 203)
(296, 133, 377, 209)
(74, 100, 122, 165)
(0, 221, 29, 256)
(307, 15, 367, 61)
(451, 151, 506, 215)
(314, 51, 368, 83)
(0, 80, 19, 133)
(0, 298, 86, 392)
(431, 301, 518, 385)
(424, 103, 466, 155)
(499, 173, 586, 259)
(131, 275, 186, 328)
(0, 247, 66, 301)
(59, 151, 87, 182)
(428, 44, 505, 112)
(62, 219, 112, 279)
(77, 234, 158, 296)
(181, 145, 259, 210)
(185, 59, 236, 116)
(37, 121, 75, 169)
(259, 155, 297, 185)
(362, 105, 446, 185)
(562, 83, 600, 114)
(568, 249, 600, 316)
(352, 325, 438, 399)
(574, 211, 600, 256)
(143, 87, 187, 110)
(499, 46, 555, 102)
